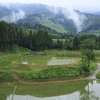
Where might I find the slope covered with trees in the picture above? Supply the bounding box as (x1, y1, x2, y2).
(1, 3, 100, 35)
(0, 21, 100, 52)
(0, 21, 53, 51)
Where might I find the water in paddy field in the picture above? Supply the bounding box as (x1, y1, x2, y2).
(0, 80, 100, 100)
(21, 56, 80, 66)
(47, 57, 79, 65)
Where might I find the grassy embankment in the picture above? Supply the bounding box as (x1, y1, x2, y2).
(0, 50, 99, 83)
(95, 50, 100, 78)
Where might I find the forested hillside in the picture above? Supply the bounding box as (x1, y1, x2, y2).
(0, 21, 52, 51)
(0, 21, 100, 52)
(0, 4, 100, 35)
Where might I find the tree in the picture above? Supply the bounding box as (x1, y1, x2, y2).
(55, 39, 63, 49)
(28, 30, 33, 50)
(33, 30, 52, 51)
(73, 36, 79, 50)
(80, 39, 96, 74)
(0, 21, 17, 51)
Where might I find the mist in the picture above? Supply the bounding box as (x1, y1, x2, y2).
(0, 4, 25, 23)
(10, 10, 25, 22)
(48, 6, 87, 33)
(1, 10, 25, 23)
(0, 3, 87, 33)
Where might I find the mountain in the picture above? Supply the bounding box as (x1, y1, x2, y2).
(80, 13, 100, 35)
(0, 3, 100, 35)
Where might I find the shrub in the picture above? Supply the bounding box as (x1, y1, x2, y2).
(19, 67, 80, 79)
(0, 71, 14, 82)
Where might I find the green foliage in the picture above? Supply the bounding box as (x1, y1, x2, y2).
(0, 21, 53, 52)
(96, 72, 100, 79)
(53, 39, 63, 49)
(33, 30, 53, 51)
(78, 62, 98, 75)
(80, 39, 96, 50)
(80, 39, 96, 74)
(12, 45, 31, 53)
(96, 56, 100, 62)
(89, 62, 98, 74)
(19, 67, 80, 79)
(0, 50, 98, 81)
(0, 71, 14, 82)
(0, 21, 100, 52)
(0, 21, 17, 51)
(80, 15, 100, 35)
(38, 50, 80, 57)
(2, 4, 100, 35)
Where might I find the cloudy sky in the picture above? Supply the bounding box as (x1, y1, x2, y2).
(0, 0, 100, 12)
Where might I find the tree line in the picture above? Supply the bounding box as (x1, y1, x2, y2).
(0, 21, 52, 51)
(54, 34, 100, 50)
(0, 21, 100, 52)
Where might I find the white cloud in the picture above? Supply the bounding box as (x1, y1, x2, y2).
(48, 7, 87, 33)
(0, 0, 100, 12)
(0, 10, 25, 23)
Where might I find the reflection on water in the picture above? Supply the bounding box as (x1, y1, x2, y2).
(7, 92, 80, 100)
(20, 57, 79, 66)
(47, 57, 79, 65)
(1, 80, 100, 100)
(80, 81, 100, 100)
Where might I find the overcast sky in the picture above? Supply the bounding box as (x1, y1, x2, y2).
(0, 0, 100, 12)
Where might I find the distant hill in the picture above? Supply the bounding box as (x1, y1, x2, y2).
(0, 3, 100, 35)
(79, 14, 100, 35)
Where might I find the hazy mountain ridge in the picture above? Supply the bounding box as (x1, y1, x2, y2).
(0, 3, 100, 35)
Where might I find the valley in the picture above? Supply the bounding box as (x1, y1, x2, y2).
(0, 2, 100, 100)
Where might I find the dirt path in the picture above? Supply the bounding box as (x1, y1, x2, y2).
(85, 63, 100, 80)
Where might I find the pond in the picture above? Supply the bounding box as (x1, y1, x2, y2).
(0, 80, 100, 100)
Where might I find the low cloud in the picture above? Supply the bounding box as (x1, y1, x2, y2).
(0, 10, 25, 23)
(48, 6, 87, 33)
(10, 10, 25, 22)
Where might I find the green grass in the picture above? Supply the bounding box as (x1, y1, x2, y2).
(96, 57, 100, 63)
(0, 53, 80, 71)
(0, 71, 14, 82)
(0, 51, 81, 81)
(95, 50, 100, 57)
(38, 50, 80, 57)
(89, 62, 98, 74)
(0, 50, 99, 82)
(12, 45, 31, 53)
(38, 50, 100, 57)
(96, 72, 100, 79)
